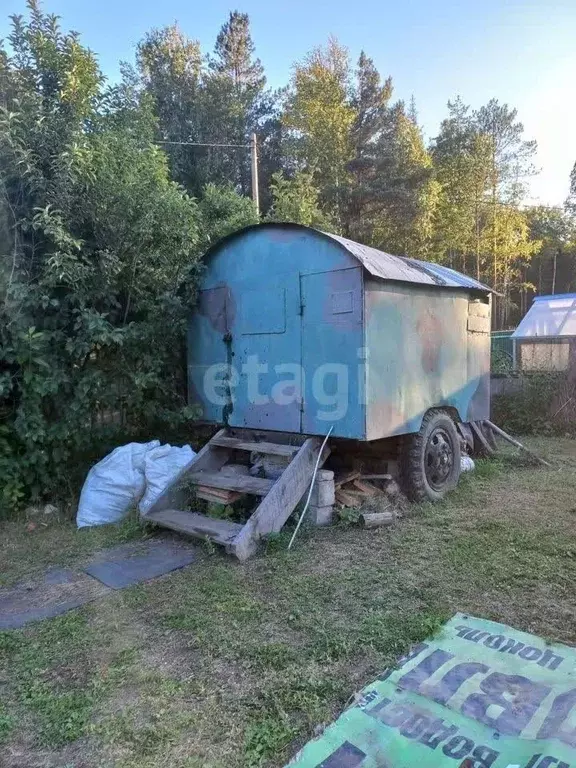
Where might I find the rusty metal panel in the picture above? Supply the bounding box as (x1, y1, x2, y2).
(228, 273, 302, 433)
(323, 232, 438, 286)
(466, 297, 491, 422)
(187, 285, 233, 424)
(188, 226, 364, 437)
(364, 281, 491, 439)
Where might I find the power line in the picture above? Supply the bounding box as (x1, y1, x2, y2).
(156, 140, 251, 148)
(156, 134, 260, 216)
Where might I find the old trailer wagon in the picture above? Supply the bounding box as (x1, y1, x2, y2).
(145, 224, 492, 558)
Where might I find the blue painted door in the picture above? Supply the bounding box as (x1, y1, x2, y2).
(300, 268, 364, 438)
(228, 273, 302, 432)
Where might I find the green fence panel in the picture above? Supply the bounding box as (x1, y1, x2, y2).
(491, 332, 515, 373)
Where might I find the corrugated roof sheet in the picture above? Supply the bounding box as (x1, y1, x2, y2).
(324, 231, 491, 292)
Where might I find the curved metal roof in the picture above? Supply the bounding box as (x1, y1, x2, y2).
(205, 223, 491, 293)
(324, 230, 491, 292)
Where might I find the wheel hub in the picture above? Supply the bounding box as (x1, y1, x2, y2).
(425, 427, 454, 491)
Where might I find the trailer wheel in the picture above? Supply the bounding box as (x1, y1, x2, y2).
(400, 410, 461, 502)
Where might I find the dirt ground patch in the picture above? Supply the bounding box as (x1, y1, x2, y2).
(1, 437, 576, 767)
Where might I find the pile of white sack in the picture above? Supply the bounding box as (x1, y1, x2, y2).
(76, 441, 195, 528)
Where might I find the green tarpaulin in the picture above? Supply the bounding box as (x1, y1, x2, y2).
(288, 613, 576, 768)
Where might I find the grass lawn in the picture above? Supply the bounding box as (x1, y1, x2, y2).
(1, 436, 576, 767)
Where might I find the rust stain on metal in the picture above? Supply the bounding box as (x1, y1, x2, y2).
(369, 400, 407, 436)
(197, 285, 235, 334)
(417, 309, 443, 373)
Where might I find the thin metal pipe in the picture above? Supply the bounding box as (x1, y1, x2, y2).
(288, 426, 334, 551)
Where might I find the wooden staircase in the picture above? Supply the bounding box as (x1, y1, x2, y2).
(142, 428, 331, 561)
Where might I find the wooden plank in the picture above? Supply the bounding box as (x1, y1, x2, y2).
(143, 428, 230, 517)
(485, 419, 551, 467)
(483, 420, 498, 451)
(338, 489, 365, 499)
(145, 509, 242, 544)
(187, 471, 274, 496)
(352, 479, 379, 496)
(232, 437, 331, 561)
(210, 436, 300, 457)
(470, 420, 495, 456)
(335, 489, 360, 507)
(195, 486, 243, 504)
(361, 511, 394, 528)
(334, 470, 361, 488)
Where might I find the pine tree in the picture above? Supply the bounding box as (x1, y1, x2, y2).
(432, 98, 492, 277)
(368, 102, 438, 256)
(345, 51, 392, 240)
(474, 99, 537, 294)
(265, 170, 330, 228)
(201, 11, 273, 196)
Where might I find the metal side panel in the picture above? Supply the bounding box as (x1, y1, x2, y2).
(364, 280, 488, 439)
(300, 267, 365, 439)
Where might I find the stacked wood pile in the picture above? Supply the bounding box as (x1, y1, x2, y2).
(333, 470, 403, 528)
(334, 471, 399, 507)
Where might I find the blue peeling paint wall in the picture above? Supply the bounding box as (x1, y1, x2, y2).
(188, 226, 366, 438)
(188, 224, 491, 440)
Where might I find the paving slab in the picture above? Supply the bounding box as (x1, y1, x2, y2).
(83, 538, 197, 589)
(0, 568, 110, 630)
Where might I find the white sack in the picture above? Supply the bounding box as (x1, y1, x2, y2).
(139, 443, 195, 515)
(76, 440, 160, 528)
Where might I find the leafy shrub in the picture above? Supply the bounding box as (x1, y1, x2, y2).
(492, 372, 575, 435)
(0, 5, 256, 515)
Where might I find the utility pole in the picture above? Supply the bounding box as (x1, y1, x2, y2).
(250, 133, 259, 217)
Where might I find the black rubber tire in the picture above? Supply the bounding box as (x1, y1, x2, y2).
(400, 409, 461, 502)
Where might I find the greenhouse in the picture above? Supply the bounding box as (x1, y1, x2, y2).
(512, 293, 576, 371)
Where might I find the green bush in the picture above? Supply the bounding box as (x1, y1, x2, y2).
(492, 372, 574, 436)
(0, 5, 256, 515)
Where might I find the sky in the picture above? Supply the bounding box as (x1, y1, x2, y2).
(1, 0, 575, 206)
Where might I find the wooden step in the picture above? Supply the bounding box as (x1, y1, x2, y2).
(144, 509, 243, 545)
(210, 436, 301, 457)
(187, 471, 274, 496)
(232, 436, 331, 560)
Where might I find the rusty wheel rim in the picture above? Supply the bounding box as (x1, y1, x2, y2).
(425, 427, 454, 490)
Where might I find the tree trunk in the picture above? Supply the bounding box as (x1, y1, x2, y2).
(552, 248, 558, 294)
